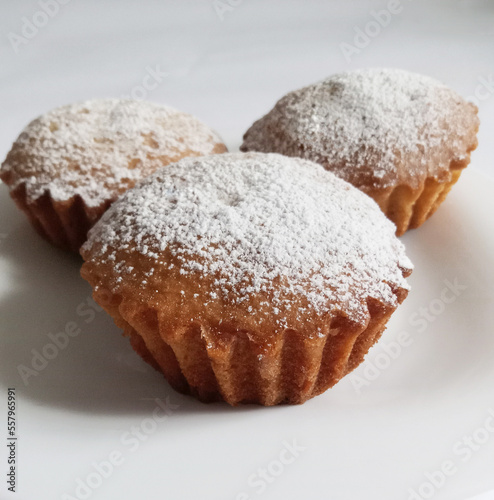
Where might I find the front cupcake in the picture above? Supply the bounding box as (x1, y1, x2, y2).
(81, 152, 412, 406)
(241, 68, 479, 235)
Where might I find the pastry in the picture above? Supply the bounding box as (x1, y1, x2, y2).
(240, 68, 479, 235)
(81, 152, 412, 406)
(0, 98, 227, 251)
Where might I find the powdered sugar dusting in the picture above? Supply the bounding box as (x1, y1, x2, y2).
(241, 68, 477, 188)
(1, 99, 225, 206)
(83, 152, 412, 324)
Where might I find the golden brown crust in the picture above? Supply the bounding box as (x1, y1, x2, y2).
(81, 270, 406, 405)
(362, 143, 477, 235)
(5, 183, 111, 251)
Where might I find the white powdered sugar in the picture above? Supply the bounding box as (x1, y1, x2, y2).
(241, 68, 476, 188)
(1, 98, 224, 206)
(84, 152, 412, 324)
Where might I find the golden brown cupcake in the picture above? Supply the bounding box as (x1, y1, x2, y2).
(240, 68, 479, 235)
(81, 152, 412, 406)
(0, 99, 227, 252)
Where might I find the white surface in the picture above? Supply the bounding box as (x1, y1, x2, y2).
(1, 1, 494, 499)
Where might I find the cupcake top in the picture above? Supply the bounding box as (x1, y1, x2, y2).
(241, 68, 479, 191)
(82, 152, 412, 332)
(0, 98, 226, 207)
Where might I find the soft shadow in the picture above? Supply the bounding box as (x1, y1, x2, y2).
(394, 169, 494, 396)
(0, 186, 262, 417)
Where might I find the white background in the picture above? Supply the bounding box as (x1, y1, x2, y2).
(1, 1, 494, 500)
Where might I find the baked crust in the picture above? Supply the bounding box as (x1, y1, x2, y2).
(82, 275, 406, 405)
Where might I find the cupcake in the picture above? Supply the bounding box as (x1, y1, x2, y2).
(0, 99, 227, 252)
(81, 152, 412, 406)
(240, 68, 479, 235)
